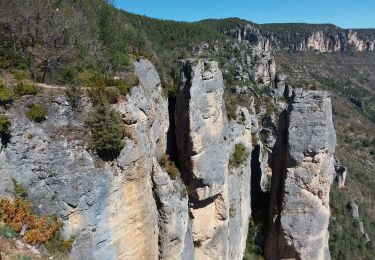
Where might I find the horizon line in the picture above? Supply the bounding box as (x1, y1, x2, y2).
(116, 7, 375, 30)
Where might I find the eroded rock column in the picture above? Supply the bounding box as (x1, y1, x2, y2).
(175, 59, 252, 260)
(266, 89, 336, 260)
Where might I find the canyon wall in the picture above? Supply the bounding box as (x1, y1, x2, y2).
(0, 59, 253, 260)
(265, 89, 336, 260)
(0, 57, 338, 259)
(223, 23, 375, 53)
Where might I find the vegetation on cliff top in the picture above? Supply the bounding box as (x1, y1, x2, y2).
(26, 104, 48, 123)
(229, 143, 248, 168)
(86, 103, 126, 160)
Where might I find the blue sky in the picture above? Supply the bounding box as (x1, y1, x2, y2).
(115, 0, 375, 29)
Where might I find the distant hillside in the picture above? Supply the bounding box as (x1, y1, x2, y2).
(198, 18, 375, 52)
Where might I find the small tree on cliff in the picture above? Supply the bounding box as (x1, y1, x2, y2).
(86, 103, 125, 160)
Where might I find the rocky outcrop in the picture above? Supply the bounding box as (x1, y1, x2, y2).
(222, 22, 375, 53)
(176, 59, 228, 201)
(175, 59, 252, 260)
(227, 107, 252, 260)
(347, 202, 371, 244)
(0, 54, 342, 260)
(0, 60, 171, 260)
(0, 58, 255, 260)
(266, 89, 337, 260)
(152, 158, 189, 260)
(225, 23, 272, 53)
(230, 24, 276, 85)
(347, 30, 375, 52)
(334, 159, 347, 188)
(271, 29, 375, 53)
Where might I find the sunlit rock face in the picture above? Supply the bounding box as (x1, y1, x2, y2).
(175, 59, 252, 260)
(266, 89, 336, 260)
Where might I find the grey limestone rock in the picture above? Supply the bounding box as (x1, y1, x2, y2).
(175, 59, 252, 260)
(227, 107, 252, 260)
(0, 59, 169, 260)
(334, 159, 347, 188)
(152, 158, 189, 260)
(266, 89, 337, 260)
(175, 59, 228, 201)
(347, 201, 360, 219)
(288, 89, 336, 166)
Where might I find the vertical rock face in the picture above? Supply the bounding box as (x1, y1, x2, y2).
(227, 107, 252, 260)
(270, 29, 375, 53)
(0, 59, 170, 260)
(152, 158, 189, 260)
(176, 59, 228, 200)
(266, 89, 337, 260)
(175, 59, 252, 260)
(0, 58, 254, 260)
(305, 31, 343, 52)
(222, 23, 375, 53)
(0, 55, 339, 260)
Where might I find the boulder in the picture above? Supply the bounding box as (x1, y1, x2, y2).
(334, 159, 347, 188)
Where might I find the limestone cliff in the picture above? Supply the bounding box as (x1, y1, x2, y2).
(0, 59, 254, 260)
(0, 55, 339, 260)
(0, 60, 169, 260)
(175, 59, 252, 260)
(287, 29, 375, 52)
(265, 89, 337, 260)
(222, 22, 375, 53)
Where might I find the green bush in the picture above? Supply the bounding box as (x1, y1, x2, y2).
(112, 51, 132, 69)
(26, 104, 48, 122)
(193, 239, 203, 248)
(56, 66, 78, 84)
(105, 87, 119, 104)
(229, 144, 247, 168)
(162, 82, 178, 97)
(87, 75, 120, 105)
(244, 219, 256, 258)
(118, 81, 133, 96)
(44, 233, 75, 255)
(0, 115, 11, 136)
(226, 101, 237, 121)
(127, 74, 140, 87)
(87, 75, 108, 105)
(11, 70, 31, 80)
(0, 223, 19, 239)
(86, 104, 126, 159)
(14, 255, 32, 260)
(65, 85, 83, 111)
(14, 82, 38, 96)
(0, 46, 27, 70)
(159, 154, 179, 180)
(0, 86, 15, 105)
(12, 178, 28, 199)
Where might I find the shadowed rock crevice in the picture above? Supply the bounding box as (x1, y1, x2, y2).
(166, 95, 179, 165)
(250, 144, 270, 254)
(189, 194, 220, 210)
(1, 133, 11, 147)
(175, 60, 194, 188)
